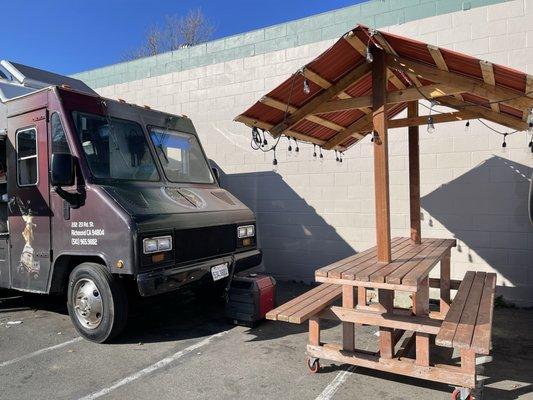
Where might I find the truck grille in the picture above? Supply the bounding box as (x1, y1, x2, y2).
(174, 224, 236, 264)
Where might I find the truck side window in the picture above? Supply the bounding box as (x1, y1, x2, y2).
(16, 127, 38, 186)
(51, 112, 70, 154)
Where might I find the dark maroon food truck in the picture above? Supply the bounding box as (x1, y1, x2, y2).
(0, 61, 261, 342)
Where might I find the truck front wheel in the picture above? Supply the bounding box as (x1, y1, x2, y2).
(67, 263, 128, 343)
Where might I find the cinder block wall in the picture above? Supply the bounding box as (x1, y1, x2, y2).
(73, 0, 533, 305)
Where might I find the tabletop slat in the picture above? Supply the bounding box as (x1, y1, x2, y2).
(315, 237, 457, 291)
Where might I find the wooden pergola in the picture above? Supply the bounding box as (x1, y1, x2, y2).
(236, 24, 531, 263)
(236, 25, 523, 396)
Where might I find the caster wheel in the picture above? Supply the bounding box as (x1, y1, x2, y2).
(451, 389, 473, 400)
(306, 357, 320, 374)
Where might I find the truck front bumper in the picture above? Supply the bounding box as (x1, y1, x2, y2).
(136, 249, 262, 297)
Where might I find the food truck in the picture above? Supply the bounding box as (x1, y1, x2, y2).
(0, 61, 261, 342)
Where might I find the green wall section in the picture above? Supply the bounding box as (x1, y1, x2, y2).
(71, 0, 508, 88)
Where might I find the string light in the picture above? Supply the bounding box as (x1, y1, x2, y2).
(340, 152, 344, 163)
(465, 120, 470, 133)
(365, 30, 375, 63)
(427, 101, 436, 134)
(319, 147, 324, 162)
(502, 133, 508, 148)
(335, 150, 339, 162)
(272, 145, 278, 171)
(313, 144, 317, 158)
(303, 78, 311, 95)
(294, 139, 300, 156)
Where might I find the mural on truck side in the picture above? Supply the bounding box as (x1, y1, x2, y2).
(17, 201, 39, 279)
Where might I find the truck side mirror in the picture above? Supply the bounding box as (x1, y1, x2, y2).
(211, 167, 220, 184)
(51, 153, 75, 187)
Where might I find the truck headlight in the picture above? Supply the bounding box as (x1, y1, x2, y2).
(237, 225, 255, 238)
(143, 235, 173, 254)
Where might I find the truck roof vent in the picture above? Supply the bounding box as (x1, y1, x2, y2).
(211, 190, 235, 206)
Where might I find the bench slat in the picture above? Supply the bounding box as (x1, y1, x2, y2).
(288, 288, 343, 323)
(266, 283, 342, 323)
(277, 284, 340, 322)
(436, 271, 476, 348)
(452, 272, 486, 349)
(470, 273, 497, 354)
(266, 284, 333, 320)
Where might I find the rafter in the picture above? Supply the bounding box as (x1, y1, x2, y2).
(323, 114, 372, 150)
(387, 54, 533, 112)
(269, 62, 372, 137)
(260, 96, 347, 132)
(437, 96, 528, 131)
(479, 61, 500, 113)
(234, 114, 331, 147)
(313, 84, 462, 114)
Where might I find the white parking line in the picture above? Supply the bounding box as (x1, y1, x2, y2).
(315, 365, 356, 400)
(78, 330, 229, 400)
(0, 337, 83, 368)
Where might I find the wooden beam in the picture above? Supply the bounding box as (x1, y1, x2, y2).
(480, 61, 500, 113)
(387, 54, 533, 112)
(341, 110, 475, 139)
(260, 95, 348, 132)
(374, 32, 423, 87)
(325, 306, 441, 335)
(440, 250, 451, 315)
(373, 47, 392, 263)
(269, 63, 372, 137)
(408, 101, 421, 245)
(523, 74, 533, 121)
(437, 96, 528, 131)
(342, 285, 356, 351)
(427, 45, 448, 71)
(307, 345, 476, 388)
(323, 114, 372, 150)
(313, 84, 462, 114)
(234, 115, 330, 146)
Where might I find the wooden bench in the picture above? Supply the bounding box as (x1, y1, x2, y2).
(266, 283, 342, 324)
(436, 271, 497, 355)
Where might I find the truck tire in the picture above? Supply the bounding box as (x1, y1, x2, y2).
(67, 263, 128, 343)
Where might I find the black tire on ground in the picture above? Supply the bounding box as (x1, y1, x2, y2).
(67, 262, 128, 343)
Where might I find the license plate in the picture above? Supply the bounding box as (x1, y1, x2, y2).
(211, 263, 229, 281)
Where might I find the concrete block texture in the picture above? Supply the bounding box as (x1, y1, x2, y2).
(83, 0, 531, 305)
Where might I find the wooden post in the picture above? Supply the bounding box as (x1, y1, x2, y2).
(408, 101, 421, 244)
(461, 349, 476, 376)
(413, 276, 430, 366)
(342, 285, 356, 351)
(309, 317, 320, 346)
(440, 250, 451, 315)
(372, 47, 392, 262)
(378, 288, 394, 359)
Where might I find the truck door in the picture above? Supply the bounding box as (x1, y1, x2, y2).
(7, 108, 52, 292)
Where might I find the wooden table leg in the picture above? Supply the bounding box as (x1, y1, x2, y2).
(309, 317, 320, 346)
(413, 276, 430, 366)
(378, 289, 394, 359)
(440, 250, 451, 315)
(342, 285, 356, 351)
(461, 348, 476, 377)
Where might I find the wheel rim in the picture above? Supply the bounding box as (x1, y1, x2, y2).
(73, 278, 103, 330)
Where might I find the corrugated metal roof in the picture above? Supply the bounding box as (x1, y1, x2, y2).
(235, 25, 531, 151)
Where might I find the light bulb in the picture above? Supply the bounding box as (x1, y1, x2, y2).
(465, 121, 470, 133)
(365, 47, 373, 63)
(427, 116, 435, 134)
(303, 78, 311, 95)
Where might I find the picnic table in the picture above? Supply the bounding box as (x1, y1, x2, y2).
(267, 237, 496, 400)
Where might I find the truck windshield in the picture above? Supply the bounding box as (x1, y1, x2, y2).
(72, 112, 159, 181)
(149, 127, 214, 184)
